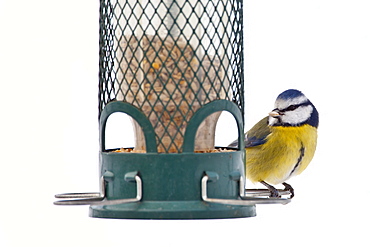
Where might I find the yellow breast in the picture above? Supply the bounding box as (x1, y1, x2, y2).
(245, 124, 317, 184)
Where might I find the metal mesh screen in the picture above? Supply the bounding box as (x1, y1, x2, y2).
(99, 0, 244, 153)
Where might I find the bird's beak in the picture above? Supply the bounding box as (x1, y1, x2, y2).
(268, 111, 281, 117)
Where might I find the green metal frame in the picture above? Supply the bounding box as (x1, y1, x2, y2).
(92, 0, 248, 219)
(99, 0, 244, 153)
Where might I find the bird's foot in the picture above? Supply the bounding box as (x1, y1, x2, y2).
(261, 181, 280, 198)
(282, 182, 294, 199)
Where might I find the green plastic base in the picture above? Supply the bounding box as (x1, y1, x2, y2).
(91, 101, 252, 219)
(90, 201, 256, 219)
(88, 150, 254, 219)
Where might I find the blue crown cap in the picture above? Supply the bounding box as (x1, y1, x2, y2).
(277, 89, 304, 100)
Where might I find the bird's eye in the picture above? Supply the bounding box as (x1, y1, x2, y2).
(285, 105, 299, 111)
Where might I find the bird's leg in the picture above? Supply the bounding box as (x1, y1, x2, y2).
(282, 182, 294, 199)
(260, 181, 280, 198)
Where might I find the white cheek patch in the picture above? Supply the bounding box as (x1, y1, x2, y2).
(275, 95, 308, 110)
(281, 105, 313, 125)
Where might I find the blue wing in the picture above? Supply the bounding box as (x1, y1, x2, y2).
(228, 116, 271, 148)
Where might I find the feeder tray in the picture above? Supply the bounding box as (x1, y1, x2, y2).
(55, 0, 291, 219)
(55, 168, 291, 219)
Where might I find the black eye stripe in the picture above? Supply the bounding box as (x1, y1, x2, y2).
(280, 102, 310, 112)
(285, 105, 299, 111)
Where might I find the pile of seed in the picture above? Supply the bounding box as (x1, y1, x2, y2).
(116, 35, 227, 152)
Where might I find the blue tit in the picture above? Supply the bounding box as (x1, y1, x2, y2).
(229, 89, 319, 198)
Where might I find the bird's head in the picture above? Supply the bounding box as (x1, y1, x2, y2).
(268, 89, 319, 127)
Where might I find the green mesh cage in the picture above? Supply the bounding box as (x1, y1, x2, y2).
(99, 0, 244, 153)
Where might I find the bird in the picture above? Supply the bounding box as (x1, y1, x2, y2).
(228, 89, 319, 198)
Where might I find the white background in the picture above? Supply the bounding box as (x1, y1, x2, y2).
(1, 0, 370, 246)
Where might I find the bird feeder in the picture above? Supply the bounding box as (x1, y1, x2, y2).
(55, 0, 290, 219)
